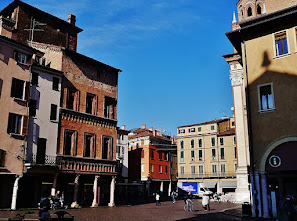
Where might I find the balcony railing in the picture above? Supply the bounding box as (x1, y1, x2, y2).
(25, 153, 58, 166)
(177, 172, 236, 179)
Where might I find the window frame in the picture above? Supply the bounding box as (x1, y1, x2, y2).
(257, 82, 276, 112)
(190, 139, 194, 148)
(50, 104, 58, 122)
(159, 165, 162, 174)
(180, 151, 184, 162)
(180, 140, 184, 149)
(0, 149, 7, 168)
(212, 164, 217, 176)
(220, 148, 225, 160)
(211, 148, 216, 160)
(273, 30, 290, 58)
(220, 137, 224, 146)
(211, 137, 216, 146)
(198, 149, 203, 161)
(198, 139, 202, 147)
(52, 77, 59, 91)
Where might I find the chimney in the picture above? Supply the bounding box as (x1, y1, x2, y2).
(121, 125, 126, 130)
(141, 124, 146, 129)
(68, 14, 76, 26)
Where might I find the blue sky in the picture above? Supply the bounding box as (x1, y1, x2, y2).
(1, 0, 237, 136)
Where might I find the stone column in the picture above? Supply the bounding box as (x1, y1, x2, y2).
(230, 67, 251, 204)
(71, 174, 80, 208)
(11, 175, 22, 210)
(108, 176, 116, 207)
(168, 181, 172, 196)
(260, 172, 270, 218)
(51, 173, 58, 196)
(254, 172, 262, 217)
(91, 175, 99, 207)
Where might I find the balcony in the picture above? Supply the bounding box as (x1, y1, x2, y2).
(57, 155, 117, 175)
(25, 153, 58, 167)
(177, 172, 236, 179)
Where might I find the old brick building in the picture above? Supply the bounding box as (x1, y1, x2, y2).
(0, 0, 121, 208)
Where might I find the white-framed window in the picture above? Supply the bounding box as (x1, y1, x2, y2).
(198, 127, 201, 132)
(220, 148, 225, 160)
(258, 83, 275, 111)
(211, 125, 215, 130)
(17, 53, 27, 64)
(189, 128, 195, 133)
(11, 78, 30, 101)
(191, 165, 195, 175)
(141, 164, 144, 172)
(198, 139, 202, 147)
(198, 149, 203, 161)
(212, 165, 217, 176)
(179, 129, 185, 134)
(221, 164, 226, 176)
(274, 31, 289, 57)
(191, 150, 195, 161)
(211, 137, 216, 146)
(220, 137, 224, 146)
(212, 148, 216, 160)
(198, 165, 203, 176)
(180, 140, 184, 149)
(180, 151, 184, 162)
(180, 166, 184, 176)
(7, 113, 28, 135)
(191, 139, 194, 148)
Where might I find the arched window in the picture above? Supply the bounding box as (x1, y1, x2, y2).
(241, 10, 244, 18)
(257, 5, 262, 15)
(247, 6, 252, 17)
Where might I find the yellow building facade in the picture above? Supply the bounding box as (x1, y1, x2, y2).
(177, 118, 237, 194)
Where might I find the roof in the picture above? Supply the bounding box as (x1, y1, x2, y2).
(177, 118, 230, 129)
(1, 0, 83, 33)
(218, 128, 236, 136)
(64, 49, 121, 73)
(128, 128, 171, 142)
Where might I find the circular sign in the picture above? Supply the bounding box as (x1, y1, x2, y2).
(269, 155, 281, 168)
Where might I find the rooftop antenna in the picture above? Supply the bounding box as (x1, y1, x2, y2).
(24, 17, 46, 46)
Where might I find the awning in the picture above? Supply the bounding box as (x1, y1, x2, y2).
(220, 181, 237, 188)
(202, 181, 217, 188)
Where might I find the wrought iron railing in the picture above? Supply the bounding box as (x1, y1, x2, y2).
(25, 153, 58, 166)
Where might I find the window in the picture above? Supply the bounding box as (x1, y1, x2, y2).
(0, 149, 6, 167)
(16, 52, 27, 65)
(179, 129, 185, 134)
(136, 143, 139, 148)
(275, 31, 288, 56)
(191, 150, 195, 160)
(234, 146, 237, 159)
(191, 166, 195, 175)
(180, 151, 184, 162)
(221, 164, 226, 176)
(212, 149, 216, 160)
(258, 83, 275, 111)
(199, 149, 203, 161)
(232, 121, 235, 127)
(220, 137, 224, 146)
(84, 133, 96, 158)
(198, 139, 202, 147)
(180, 140, 184, 149)
(104, 97, 116, 119)
(211, 125, 215, 130)
(191, 139, 194, 148)
(180, 166, 184, 176)
(7, 113, 28, 135)
(150, 164, 154, 173)
(141, 164, 144, 172)
(211, 137, 216, 146)
(31, 72, 38, 86)
(66, 88, 79, 111)
(29, 99, 37, 116)
(235, 163, 237, 171)
(11, 78, 30, 100)
(233, 136, 236, 145)
(165, 152, 169, 161)
(165, 166, 168, 174)
(199, 165, 203, 176)
(198, 127, 201, 132)
(150, 149, 154, 160)
(212, 165, 217, 176)
(189, 128, 195, 133)
(52, 77, 59, 91)
(257, 5, 262, 15)
(86, 93, 97, 115)
(50, 104, 58, 121)
(64, 130, 77, 156)
(102, 136, 112, 160)
(159, 152, 163, 161)
(247, 6, 252, 17)
(220, 148, 225, 160)
(159, 165, 162, 174)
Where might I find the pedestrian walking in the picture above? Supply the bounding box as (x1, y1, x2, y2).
(202, 193, 210, 211)
(39, 193, 51, 221)
(155, 192, 161, 206)
(171, 191, 177, 203)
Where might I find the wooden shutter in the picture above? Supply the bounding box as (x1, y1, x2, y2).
(275, 32, 286, 40)
(22, 115, 29, 136)
(24, 82, 30, 101)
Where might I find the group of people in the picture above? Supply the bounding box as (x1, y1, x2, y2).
(155, 191, 211, 212)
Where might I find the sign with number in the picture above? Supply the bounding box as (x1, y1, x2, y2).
(269, 155, 281, 168)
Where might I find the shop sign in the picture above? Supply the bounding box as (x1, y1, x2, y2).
(269, 155, 281, 168)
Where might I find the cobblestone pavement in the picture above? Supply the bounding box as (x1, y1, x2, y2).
(0, 199, 275, 221)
